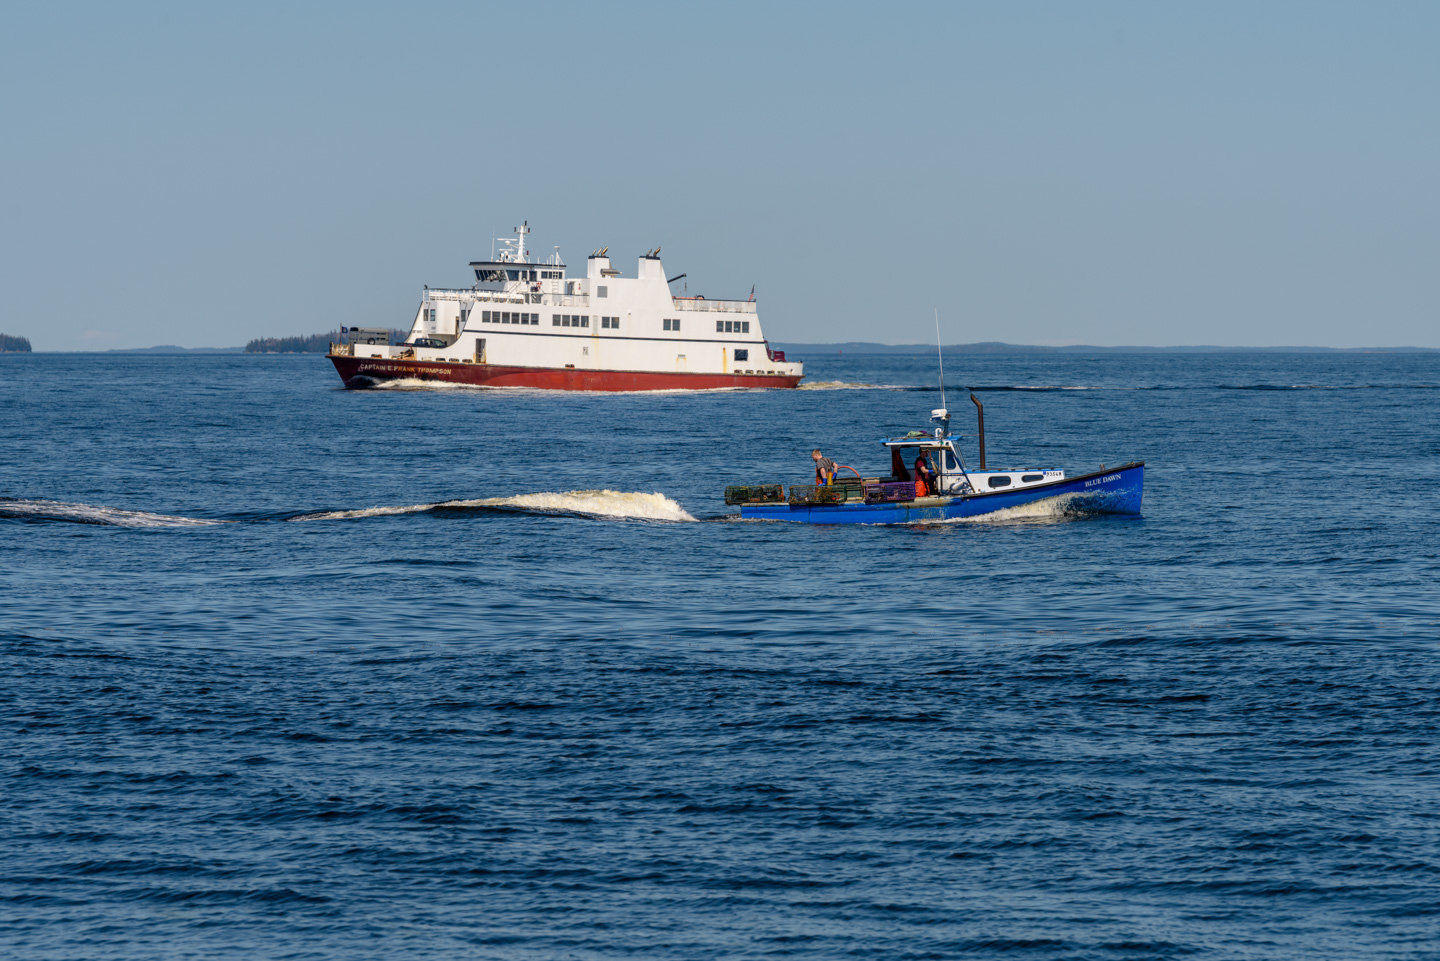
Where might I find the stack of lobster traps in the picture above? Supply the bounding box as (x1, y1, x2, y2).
(786, 484, 849, 506)
(726, 476, 922, 509)
(723, 483, 785, 506)
(861, 480, 917, 504)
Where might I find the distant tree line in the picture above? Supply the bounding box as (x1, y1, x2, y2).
(0, 333, 32, 352)
(245, 329, 409, 353)
(245, 331, 340, 353)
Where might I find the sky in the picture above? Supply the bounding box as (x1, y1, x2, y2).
(2, 1, 1437, 350)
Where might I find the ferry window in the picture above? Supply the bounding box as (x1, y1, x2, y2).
(716, 321, 724, 332)
(506, 269, 520, 281)
(742, 321, 750, 333)
(663, 319, 671, 331)
(580, 316, 589, 327)
(552, 314, 560, 326)
(945, 451, 958, 470)
(988, 476, 1012, 488)
(482, 310, 491, 323)
(1022, 474, 1044, 483)
(428, 309, 436, 322)
(562, 315, 571, 327)
(597, 286, 607, 298)
(612, 316, 620, 329)
(724, 320, 733, 332)
(672, 318, 680, 332)
(500, 311, 508, 324)
(734, 349, 748, 362)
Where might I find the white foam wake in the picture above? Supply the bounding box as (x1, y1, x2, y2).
(798, 380, 897, 390)
(932, 492, 1091, 525)
(361, 377, 489, 391)
(293, 489, 697, 523)
(0, 499, 225, 528)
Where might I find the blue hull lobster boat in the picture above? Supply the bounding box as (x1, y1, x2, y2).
(729, 395, 1144, 525)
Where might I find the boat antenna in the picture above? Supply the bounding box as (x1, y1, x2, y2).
(935, 308, 947, 410)
(929, 308, 953, 441)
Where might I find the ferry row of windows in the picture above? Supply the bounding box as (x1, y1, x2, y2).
(478, 310, 540, 326)
(475, 268, 564, 282)
(459, 311, 753, 337)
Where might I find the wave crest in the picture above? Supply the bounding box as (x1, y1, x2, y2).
(292, 489, 697, 523)
(0, 499, 225, 528)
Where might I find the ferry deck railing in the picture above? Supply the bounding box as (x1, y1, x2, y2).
(421, 287, 758, 314)
(671, 299, 758, 314)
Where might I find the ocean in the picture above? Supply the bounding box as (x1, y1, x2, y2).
(3, 351, 1437, 960)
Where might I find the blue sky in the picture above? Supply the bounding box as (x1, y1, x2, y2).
(2, 1, 1436, 349)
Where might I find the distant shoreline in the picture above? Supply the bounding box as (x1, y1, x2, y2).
(772, 341, 1440, 355)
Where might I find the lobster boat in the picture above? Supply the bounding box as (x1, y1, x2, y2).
(726, 396, 1143, 524)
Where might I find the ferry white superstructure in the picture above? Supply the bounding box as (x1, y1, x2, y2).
(328, 223, 803, 390)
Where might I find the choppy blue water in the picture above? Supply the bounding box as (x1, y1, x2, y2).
(3, 352, 1438, 960)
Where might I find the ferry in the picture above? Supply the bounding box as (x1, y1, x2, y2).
(328, 223, 804, 390)
(726, 396, 1144, 524)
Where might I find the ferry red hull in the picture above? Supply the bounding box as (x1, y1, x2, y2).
(328, 355, 803, 391)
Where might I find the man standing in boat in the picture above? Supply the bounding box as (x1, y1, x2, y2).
(812, 449, 837, 486)
(914, 450, 937, 497)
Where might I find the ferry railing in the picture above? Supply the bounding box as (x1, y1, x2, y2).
(424, 287, 589, 308)
(671, 298, 758, 314)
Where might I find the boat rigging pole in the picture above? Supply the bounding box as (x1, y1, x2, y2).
(935, 309, 947, 414)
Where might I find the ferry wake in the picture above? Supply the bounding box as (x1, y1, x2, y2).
(328, 223, 804, 391)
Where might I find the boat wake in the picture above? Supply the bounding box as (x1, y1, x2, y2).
(928, 492, 1097, 526)
(0, 498, 227, 528)
(357, 378, 753, 396)
(291, 490, 697, 523)
(356, 377, 492, 391)
(798, 381, 910, 390)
